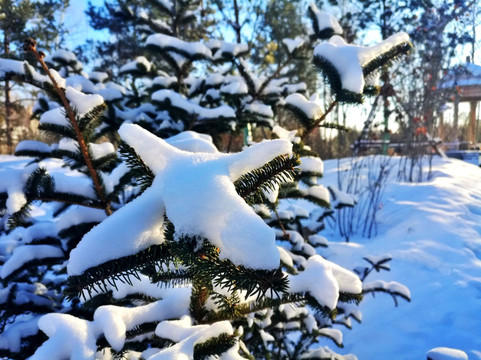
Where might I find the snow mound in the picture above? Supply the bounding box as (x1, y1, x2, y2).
(427, 347, 468, 360)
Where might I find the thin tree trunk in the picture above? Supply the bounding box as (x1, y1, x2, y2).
(233, 0, 241, 44)
(172, 0, 178, 37)
(4, 78, 12, 154)
(4, 28, 12, 154)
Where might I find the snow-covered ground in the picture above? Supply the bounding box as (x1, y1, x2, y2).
(1, 154, 480, 359)
(318, 156, 481, 359)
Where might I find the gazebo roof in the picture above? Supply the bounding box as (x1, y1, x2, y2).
(439, 62, 481, 101)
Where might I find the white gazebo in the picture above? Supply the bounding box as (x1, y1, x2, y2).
(438, 61, 481, 144)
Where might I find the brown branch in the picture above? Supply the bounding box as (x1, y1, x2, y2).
(24, 38, 112, 216)
(257, 57, 292, 96)
(301, 100, 338, 141)
(274, 209, 290, 239)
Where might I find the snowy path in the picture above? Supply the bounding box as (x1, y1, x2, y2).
(321, 157, 481, 359)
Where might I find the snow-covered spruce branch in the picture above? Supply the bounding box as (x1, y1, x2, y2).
(117, 141, 155, 192)
(235, 58, 257, 97)
(308, 2, 343, 41)
(279, 92, 345, 141)
(362, 281, 411, 307)
(0, 64, 61, 104)
(64, 243, 173, 301)
(278, 182, 331, 209)
(313, 33, 412, 104)
(3, 168, 106, 230)
(94, 322, 168, 357)
(192, 332, 239, 360)
(205, 291, 362, 325)
(354, 256, 411, 306)
(301, 100, 338, 141)
(24, 38, 112, 216)
(119, 140, 302, 220)
(0, 249, 65, 282)
(66, 234, 290, 307)
(7, 193, 105, 228)
(0, 283, 62, 322)
(171, 236, 289, 300)
(256, 55, 302, 98)
(234, 155, 300, 204)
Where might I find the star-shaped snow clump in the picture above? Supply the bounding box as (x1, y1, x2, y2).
(68, 124, 292, 276)
(119, 124, 292, 270)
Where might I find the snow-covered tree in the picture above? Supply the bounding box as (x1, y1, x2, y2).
(83, 0, 215, 71)
(0, 0, 69, 154)
(0, 3, 411, 359)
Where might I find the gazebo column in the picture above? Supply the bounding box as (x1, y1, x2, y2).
(469, 100, 477, 144)
(453, 96, 459, 141)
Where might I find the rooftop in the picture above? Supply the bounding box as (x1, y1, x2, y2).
(439, 62, 481, 89)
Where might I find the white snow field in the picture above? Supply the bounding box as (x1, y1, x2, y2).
(318, 156, 481, 360)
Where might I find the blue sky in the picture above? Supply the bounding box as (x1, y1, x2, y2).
(63, 0, 108, 50)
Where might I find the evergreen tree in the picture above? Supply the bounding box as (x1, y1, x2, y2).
(254, 0, 318, 91)
(0, 35, 118, 357)
(0, 0, 69, 154)
(0, 3, 411, 359)
(82, 0, 215, 71)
